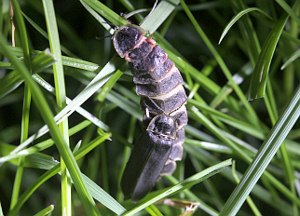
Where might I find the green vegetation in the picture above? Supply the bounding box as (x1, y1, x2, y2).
(0, 0, 299, 215)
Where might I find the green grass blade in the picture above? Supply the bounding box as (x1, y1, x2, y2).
(82, 174, 126, 215)
(219, 7, 270, 44)
(220, 85, 300, 215)
(281, 48, 300, 70)
(231, 162, 262, 216)
(275, 0, 300, 25)
(0, 36, 99, 216)
(123, 159, 232, 216)
(11, 0, 31, 69)
(9, 0, 32, 210)
(0, 121, 91, 165)
(42, 0, 72, 213)
(80, 0, 126, 27)
(190, 106, 252, 162)
(140, 0, 180, 33)
(8, 133, 125, 215)
(0, 51, 55, 99)
(9, 57, 120, 156)
(33, 205, 54, 216)
(248, 14, 289, 100)
(189, 99, 265, 139)
(0, 202, 3, 216)
(180, 0, 258, 124)
(33, 75, 109, 130)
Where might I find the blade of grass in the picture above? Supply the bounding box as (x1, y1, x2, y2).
(0, 51, 55, 99)
(219, 7, 271, 45)
(189, 99, 265, 140)
(9, 57, 121, 156)
(33, 75, 108, 130)
(0, 121, 91, 164)
(123, 159, 232, 216)
(140, 0, 180, 33)
(0, 202, 3, 216)
(9, 0, 32, 210)
(220, 85, 300, 216)
(266, 76, 298, 214)
(231, 162, 262, 216)
(80, 0, 115, 34)
(190, 104, 300, 207)
(33, 205, 54, 216)
(42, 1, 71, 214)
(184, 144, 293, 213)
(145, 205, 163, 216)
(281, 48, 300, 70)
(275, 0, 300, 25)
(9, 133, 126, 216)
(79, 0, 126, 27)
(106, 91, 142, 120)
(166, 174, 219, 216)
(0, 36, 99, 216)
(180, 0, 258, 125)
(248, 14, 289, 100)
(190, 106, 252, 162)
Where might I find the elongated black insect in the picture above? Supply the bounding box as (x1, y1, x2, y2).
(113, 24, 188, 201)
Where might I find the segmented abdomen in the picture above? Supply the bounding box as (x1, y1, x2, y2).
(113, 24, 188, 176)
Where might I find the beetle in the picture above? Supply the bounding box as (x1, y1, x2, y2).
(113, 24, 188, 201)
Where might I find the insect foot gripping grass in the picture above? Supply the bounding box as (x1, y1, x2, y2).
(113, 24, 188, 201)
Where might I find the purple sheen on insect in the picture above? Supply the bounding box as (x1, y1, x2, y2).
(113, 25, 145, 58)
(113, 24, 188, 201)
(147, 114, 177, 138)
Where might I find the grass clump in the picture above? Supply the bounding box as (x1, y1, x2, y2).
(0, 0, 299, 215)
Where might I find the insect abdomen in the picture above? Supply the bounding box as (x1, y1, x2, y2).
(113, 25, 188, 200)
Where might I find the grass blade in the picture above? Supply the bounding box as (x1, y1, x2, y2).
(0, 36, 99, 216)
(123, 159, 232, 216)
(220, 85, 300, 215)
(248, 14, 288, 100)
(219, 7, 270, 44)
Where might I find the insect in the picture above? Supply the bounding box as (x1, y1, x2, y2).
(113, 24, 188, 201)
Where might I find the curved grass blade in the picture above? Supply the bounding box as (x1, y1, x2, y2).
(219, 7, 271, 44)
(33, 205, 54, 216)
(248, 14, 288, 100)
(281, 48, 300, 70)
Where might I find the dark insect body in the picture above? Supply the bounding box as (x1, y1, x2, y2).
(113, 24, 188, 201)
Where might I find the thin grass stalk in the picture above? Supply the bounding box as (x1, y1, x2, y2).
(9, 0, 32, 210)
(41, 0, 71, 214)
(180, 0, 258, 125)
